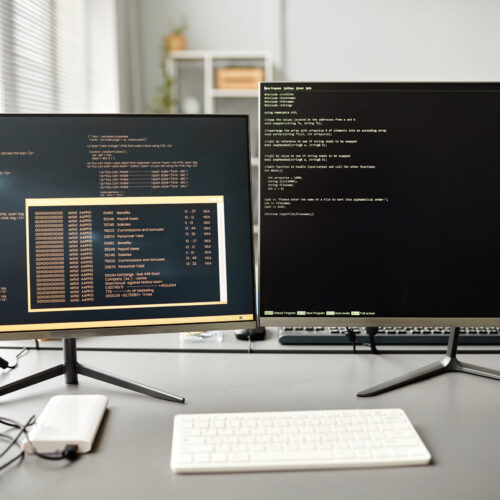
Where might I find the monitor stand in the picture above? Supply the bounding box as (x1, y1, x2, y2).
(0, 338, 184, 403)
(357, 327, 500, 397)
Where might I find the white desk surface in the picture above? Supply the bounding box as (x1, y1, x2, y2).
(1, 333, 500, 499)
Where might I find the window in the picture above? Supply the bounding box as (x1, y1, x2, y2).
(0, 0, 118, 113)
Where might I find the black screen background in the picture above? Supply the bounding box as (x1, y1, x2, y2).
(260, 83, 500, 318)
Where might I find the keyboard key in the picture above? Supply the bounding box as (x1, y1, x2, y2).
(252, 450, 333, 462)
(177, 454, 192, 464)
(230, 453, 249, 462)
(193, 453, 210, 463)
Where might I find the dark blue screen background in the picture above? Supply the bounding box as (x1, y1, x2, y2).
(0, 115, 255, 332)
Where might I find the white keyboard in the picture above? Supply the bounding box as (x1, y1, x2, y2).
(170, 408, 431, 473)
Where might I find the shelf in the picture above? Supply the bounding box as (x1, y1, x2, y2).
(209, 89, 258, 98)
(167, 49, 271, 218)
(170, 50, 272, 61)
(169, 50, 205, 60)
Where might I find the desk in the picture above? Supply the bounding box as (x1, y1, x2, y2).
(2, 328, 498, 354)
(1, 341, 500, 499)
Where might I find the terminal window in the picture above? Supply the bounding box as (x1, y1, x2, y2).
(259, 83, 500, 320)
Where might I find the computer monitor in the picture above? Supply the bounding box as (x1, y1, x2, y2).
(259, 82, 500, 328)
(0, 114, 255, 340)
(0, 114, 255, 401)
(259, 82, 500, 395)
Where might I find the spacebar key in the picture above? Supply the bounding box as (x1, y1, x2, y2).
(251, 451, 332, 462)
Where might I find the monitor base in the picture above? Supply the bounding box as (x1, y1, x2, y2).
(0, 338, 185, 403)
(357, 327, 500, 397)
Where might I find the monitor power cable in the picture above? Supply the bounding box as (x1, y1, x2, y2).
(0, 340, 39, 371)
(365, 327, 379, 353)
(0, 348, 29, 371)
(344, 328, 379, 354)
(0, 414, 78, 472)
(345, 328, 357, 352)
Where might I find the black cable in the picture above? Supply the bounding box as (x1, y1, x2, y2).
(0, 414, 78, 472)
(0, 415, 35, 461)
(345, 328, 357, 352)
(29, 444, 78, 461)
(0, 347, 29, 370)
(0, 415, 35, 471)
(365, 327, 379, 353)
(0, 434, 25, 471)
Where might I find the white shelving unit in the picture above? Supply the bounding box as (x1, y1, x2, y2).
(209, 88, 259, 99)
(168, 50, 272, 109)
(167, 50, 272, 164)
(167, 50, 272, 234)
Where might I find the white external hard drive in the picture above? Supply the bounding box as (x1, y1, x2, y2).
(23, 394, 108, 454)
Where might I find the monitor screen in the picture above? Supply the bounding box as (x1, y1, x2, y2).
(259, 82, 500, 326)
(0, 114, 256, 339)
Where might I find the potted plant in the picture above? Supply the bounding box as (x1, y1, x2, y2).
(164, 17, 187, 52)
(151, 56, 176, 113)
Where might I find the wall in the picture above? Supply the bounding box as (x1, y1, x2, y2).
(122, 0, 281, 113)
(285, 0, 500, 81)
(121, 0, 500, 112)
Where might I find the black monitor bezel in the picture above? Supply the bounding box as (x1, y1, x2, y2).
(0, 113, 257, 340)
(258, 82, 500, 328)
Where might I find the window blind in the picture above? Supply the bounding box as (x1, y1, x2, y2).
(0, 0, 90, 113)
